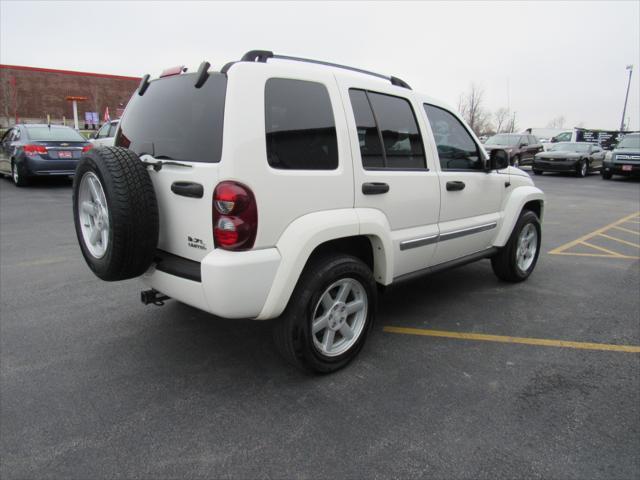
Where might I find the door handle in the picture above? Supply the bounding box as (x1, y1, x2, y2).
(362, 182, 389, 195)
(446, 181, 466, 191)
(171, 181, 204, 198)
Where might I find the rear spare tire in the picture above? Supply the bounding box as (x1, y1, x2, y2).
(73, 146, 159, 281)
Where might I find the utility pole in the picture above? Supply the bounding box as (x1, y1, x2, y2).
(620, 65, 633, 131)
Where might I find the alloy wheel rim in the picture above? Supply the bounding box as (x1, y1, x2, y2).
(311, 278, 368, 357)
(12, 163, 18, 184)
(78, 172, 110, 258)
(516, 223, 538, 271)
(581, 162, 587, 176)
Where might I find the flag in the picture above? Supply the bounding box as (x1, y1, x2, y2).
(103, 106, 111, 123)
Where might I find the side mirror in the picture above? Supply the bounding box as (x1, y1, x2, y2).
(550, 137, 557, 143)
(489, 149, 509, 170)
(519, 143, 528, 148)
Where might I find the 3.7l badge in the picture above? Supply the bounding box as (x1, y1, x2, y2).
(188, 236, 206, 250)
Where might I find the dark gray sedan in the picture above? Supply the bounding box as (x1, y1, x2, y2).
(532, 142, 605, 178)
(0, 124, 92, 186)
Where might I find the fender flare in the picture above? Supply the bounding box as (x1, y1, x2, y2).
(493, 186, 544, 247)
(256, 208, 394, 319)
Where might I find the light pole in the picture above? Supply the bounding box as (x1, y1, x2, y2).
(620, 65, 633, 131)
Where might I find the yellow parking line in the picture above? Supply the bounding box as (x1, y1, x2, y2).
(383, 326, 640, 353)
(549, 252, 640, 259)
(549, 212, 640, 257)
(580, 241, 626, 257)
(597, 233, 640, 248)
(611, 225, 640, 236)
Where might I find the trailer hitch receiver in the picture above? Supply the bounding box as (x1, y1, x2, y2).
(141, 289, 170, 306)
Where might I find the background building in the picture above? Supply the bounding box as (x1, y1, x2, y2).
(0, 64, 140, 128)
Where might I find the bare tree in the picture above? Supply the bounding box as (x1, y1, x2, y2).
(547, 116, 566, 129)
(458, 83, 490, 135)
(505, 111, 518, 133)
(0, 74, 21, 127)
(493, 108, 509, 133)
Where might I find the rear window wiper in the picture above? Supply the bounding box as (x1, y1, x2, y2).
(141, 156, 193, 171)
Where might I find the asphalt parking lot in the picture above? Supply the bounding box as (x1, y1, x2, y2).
(1, 170, 639, 479)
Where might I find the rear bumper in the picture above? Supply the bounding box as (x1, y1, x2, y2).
(142, 248, 281, 319)
(24, 157, 78, 176)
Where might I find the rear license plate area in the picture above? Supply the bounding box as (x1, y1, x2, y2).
(58, 151, 72, 159)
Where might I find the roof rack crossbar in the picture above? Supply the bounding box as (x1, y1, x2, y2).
(236, 50, 411, 90)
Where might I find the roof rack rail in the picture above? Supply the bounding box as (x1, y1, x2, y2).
(236, 49, 411, 90)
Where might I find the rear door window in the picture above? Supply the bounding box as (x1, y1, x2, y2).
(265, 78, 338, 170)
(116, 73, 227, 163)
(349, 89, 426, 170)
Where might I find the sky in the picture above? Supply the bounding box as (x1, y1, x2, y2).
(1, 0, 639, 131)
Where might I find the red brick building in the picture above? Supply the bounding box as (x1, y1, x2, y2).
(0, 64, 140, 128)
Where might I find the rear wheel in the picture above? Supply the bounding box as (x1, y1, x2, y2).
(273, 254, 376, 373)
(491, 210, 541, 282)
(11, 161, 29, 187)
(73, 147, 159, 281)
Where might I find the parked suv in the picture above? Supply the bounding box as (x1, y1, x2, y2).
(602, 133, 640, 179)
(483, 133, 543, 167)
(72, 51, 545, 373)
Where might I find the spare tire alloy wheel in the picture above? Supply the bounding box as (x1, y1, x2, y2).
(73, 146, 159, 281)
(312, 278, 368, 357)
(78, 172, 109, 258)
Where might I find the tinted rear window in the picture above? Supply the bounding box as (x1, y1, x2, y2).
(116, 73, 227, 163)
(265, 78, 338, 170)
(26, 127, 86, 142)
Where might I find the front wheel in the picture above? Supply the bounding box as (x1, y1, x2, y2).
(273, 254, 376, 373)
(491, 210, 541, 282)
(533, 169, 543, 175)
(602, 170, 613, 180)
(577, 159, 588, 177)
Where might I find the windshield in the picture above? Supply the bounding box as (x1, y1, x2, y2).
(617, 135, 640, 149)
(485, 134, 520, 146)
(116, 72, 227, 163)
(26, 126, 86, 142)
(549, 142, 590, 152)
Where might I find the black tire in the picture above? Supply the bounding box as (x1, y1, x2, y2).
(491, 210, 541, 283)
(72, 146, 159, 281)
(533, 169, 543, 175)
(511, 155, 520, 168)
(576, 159, 588, 177)
(602, 170, 613, 180)
(273, 254, 377, 373)
(11, 161, 29, 187)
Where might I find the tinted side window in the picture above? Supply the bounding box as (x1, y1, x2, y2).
(349, 89, 426, 169)
(265, 78, 338, 170)
(348, 89, 384, 168)
(529, 135, 538, 145)
(424, 104, 482, 171)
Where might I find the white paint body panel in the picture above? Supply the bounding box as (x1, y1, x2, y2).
(132, 58, 544, 320)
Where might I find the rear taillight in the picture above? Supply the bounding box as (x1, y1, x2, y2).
(213, 181, 257, 251)
(82, 144, 93, 153)
(23, 144, 47, 156)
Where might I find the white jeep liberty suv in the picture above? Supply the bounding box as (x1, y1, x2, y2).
(72, 50, 544, 373)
